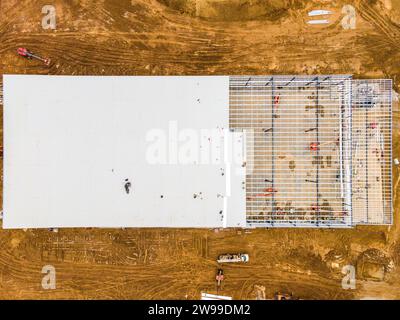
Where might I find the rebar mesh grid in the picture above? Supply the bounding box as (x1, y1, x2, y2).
(229, 75, 392, 228)
(351, 79, 392, 225)
(230, 75, 353, 227)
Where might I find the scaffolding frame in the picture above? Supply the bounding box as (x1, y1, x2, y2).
(229, 75, 391, 228)
(351, 79, 392, 225)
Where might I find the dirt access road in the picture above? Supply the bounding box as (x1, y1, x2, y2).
(0, 0, 399, 299)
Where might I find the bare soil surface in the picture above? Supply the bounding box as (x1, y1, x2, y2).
(0, 0, 399, 299)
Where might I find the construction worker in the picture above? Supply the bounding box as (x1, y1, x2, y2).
(124, 179, 131, 194)
(216, 269, 224, 289)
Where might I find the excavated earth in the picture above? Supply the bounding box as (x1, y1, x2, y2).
(0, 0, 399, 299)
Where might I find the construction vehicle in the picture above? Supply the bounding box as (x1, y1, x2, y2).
(217, 253, 249, 263)
(17, 48, 51, 66)
(273, 95, 280, 107)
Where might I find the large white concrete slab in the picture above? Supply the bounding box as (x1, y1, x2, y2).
(3, 75, 246, 229)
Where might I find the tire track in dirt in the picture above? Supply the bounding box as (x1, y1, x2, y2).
(0, 0, 399, 299)
(0, 0, 370, 75)
(357, 1, 400, 48)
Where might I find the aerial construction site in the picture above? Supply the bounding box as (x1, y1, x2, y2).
(0, 0, 399, 301)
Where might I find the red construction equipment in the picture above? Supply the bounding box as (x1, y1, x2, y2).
(17, 47, 51, 66)
(255, 188, 278, 197)
(274, 95, 280, 107)
(256, 193, 273, 197)
(247, 193, 273, 199)
(310, 142, 319, 151)
(370, 122, 378, 129)
(310, 139, 340, 151)
(246, 188, 278, 199)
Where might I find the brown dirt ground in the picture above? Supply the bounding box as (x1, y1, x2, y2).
(0, 0, 399, 299)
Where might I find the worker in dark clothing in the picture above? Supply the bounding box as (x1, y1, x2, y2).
(124, 179, 131, 194)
